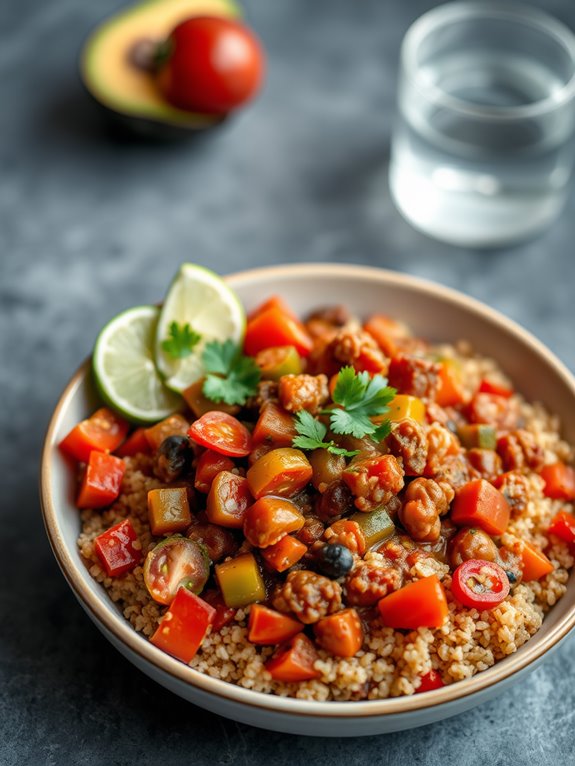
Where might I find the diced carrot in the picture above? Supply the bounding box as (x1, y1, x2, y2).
(313, 609, 363, 658)
(244, 306, 313, 358)
(243, 497, 304, 548)
(60, 407, 129, 463)
(144, 414, 189, 452)
(548, 510, 575, 544)
(115, 427, 151, 457)
(539, 462, 575, 501)
(519, 540, 554, 581)
(252, 402, 297, 448)
(260, 535, 307, 572)
(77, 451, 126, 509)
(436, 361, 466, 407)
(248, 604, 303, 644)
(265, 634, 320, 682)
(194, 449, 235, 493)
(150, 588, 215, 664)
(378, 575, 448, 629)
(451, 479, 510, 536)
(247, 448, 313, 499)
(478, 378, 513, 398)
(363, 315, 410, 358)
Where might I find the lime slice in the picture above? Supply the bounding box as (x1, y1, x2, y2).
(93, 305, 183, 424)
(155, 264, 245, 392)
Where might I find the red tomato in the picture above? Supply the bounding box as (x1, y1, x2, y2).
(143, 537, 210, 606)
(115, 427, 151, 457)
(478, 379, 513, 398)
(94, 518, 142, 577)
(194, 449, 235, 493)
(202, 589, 237, 631)
(417, 670, 445, 693)
(76, 451, 126, 509)
(548, 510, 575, 544)
(157, 16, 264, 115)
(150, 588, 216, 664)
(451, 559, 510, 609)
(60, 407, 129, 463)
(188, 412, 252, 457)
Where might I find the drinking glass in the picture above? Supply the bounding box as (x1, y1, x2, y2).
(388, 2, 575, 247)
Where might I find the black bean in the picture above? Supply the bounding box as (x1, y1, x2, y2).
(312, 543, 354, 579)
(154, 435, 192, 482)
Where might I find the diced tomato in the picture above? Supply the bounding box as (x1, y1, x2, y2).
(539, 462, 575, 501)
(115, 427, 151, 457)
(417, 670, 445, 693)
(478, 378, 514, 398)
(248, 604, 303, 644)
(548, 510, 575, 544)
(202, 589, 237, 631)
(188, 412, 252, 458)
(265, 633, 320, 682)
(519, 541, 554, 581)
(60, 407, 129, 463)
(451, 479, 510, 536)
(260, 535, 307, 572)
(77, 451, 126, 509)
(150, 588, 216, 664)
(436, 361, 466, 407)
(252, 402, 297, 447)
(194, 449, 235, 493)
(206, 471, 253, 528)
(378, 575, 448, 629)
(94, 518, 142, 577)
(451, 559, 510, 609)
(313, 609, 364, 658)
(244, 306, 313, 358)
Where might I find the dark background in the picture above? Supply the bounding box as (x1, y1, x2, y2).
(2, 0, 574, 764)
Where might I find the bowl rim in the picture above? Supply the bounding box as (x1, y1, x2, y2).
(40, 262, 575, 719)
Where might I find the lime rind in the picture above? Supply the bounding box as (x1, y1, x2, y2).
(155, 263, 246, 393)
(93, 305, 183, 424)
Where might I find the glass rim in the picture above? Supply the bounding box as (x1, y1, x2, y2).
(401, 1, 575, 121)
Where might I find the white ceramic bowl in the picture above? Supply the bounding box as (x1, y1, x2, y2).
(41, 264, 575, 736)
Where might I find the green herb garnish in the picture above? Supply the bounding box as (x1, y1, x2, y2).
(202, 339, 261, 406)
(325, 366, 396, 440)
(161, 322, 202, 359)
(292, 411, 359, 457)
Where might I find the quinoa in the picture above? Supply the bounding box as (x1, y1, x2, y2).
(77, 349, 575, 701)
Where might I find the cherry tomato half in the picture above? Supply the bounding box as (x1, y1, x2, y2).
(143, 537, 210, 606)
(451, 559, 510, 610)
(188, 412, 252, 457)
(157, 16, 265, 115)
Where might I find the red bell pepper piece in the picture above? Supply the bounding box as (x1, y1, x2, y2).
(548, 510, 575, 544)
(202, 589, 237, 631)
(194, 449, 235, 493)
(150, 588, 216, 664)
(60, 407, 129, 463)
(77, 451, 126, 509)
(244, 306, 313, 358)
(265, 633, 320, 682)
(378, 575, 448, 629)
(115, 427, 151, 457)
(478, 379, 513, 398)
(94, 518, 142, 577)
(417, 670, 445, 693)
(248, 604, 303, 644)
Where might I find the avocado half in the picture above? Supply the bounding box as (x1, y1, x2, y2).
(81, 0, 240, 138)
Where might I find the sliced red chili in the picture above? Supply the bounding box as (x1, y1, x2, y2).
(451, 559, 510, 609)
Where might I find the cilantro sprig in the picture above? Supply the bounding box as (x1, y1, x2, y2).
(292, 411, 359, 457)
(202, 339, 261, 406)
(161, 322, 202, 359)
(291, 366, 396, 457)
(325, 366, 396, 441)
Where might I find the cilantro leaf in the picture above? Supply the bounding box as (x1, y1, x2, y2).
(323, 366, 396, 441)
(161, 322, 201, 359)
(202, 340, 261, 406)
(292, 411, 359, 457)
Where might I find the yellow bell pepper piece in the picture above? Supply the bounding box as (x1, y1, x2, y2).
(215, 553, 266, 608)
(147, 487, 191, 536)
(387, 394, 425, 423)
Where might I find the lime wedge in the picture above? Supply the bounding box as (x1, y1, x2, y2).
(155, 264, 245, 392)
(93, 305, 182, 424)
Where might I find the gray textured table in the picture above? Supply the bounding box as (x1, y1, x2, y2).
(2, 0, 575, 763)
